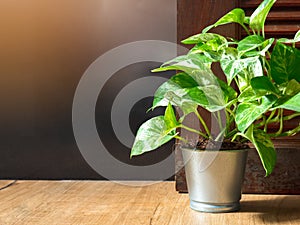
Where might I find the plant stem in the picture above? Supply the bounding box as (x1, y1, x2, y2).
(215, 128, 226, 141)
(270, 125, 300, 137)
(241, 24, 251, 36)
(284, 112, 300, 120)
(264, 109, 277, 132)
(225, 128, 238, 139)
(212, 112, 223, 135)
(180, 124, 209, 139)
(194, 109, 211, 138)
(174, 135, 187, 142)
(226, 107, 235, 117)
(264, 58, 272, 78)
(225, 109, 230, 136)
(261, 115, 266, 131)
(256, 111, 299, 128)
(233, 76, 239, 88)
(217, 111, 223, 131)
(276, 109, 284, 135)
(224, 103, 236, 137)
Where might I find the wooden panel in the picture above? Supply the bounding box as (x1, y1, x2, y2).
(177, 0, 238, 44)
(176, 0, 300, 194)
(0, 181, 300, 225)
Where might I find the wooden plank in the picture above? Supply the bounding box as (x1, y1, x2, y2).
(264, 24, 300, 34)
(241, 0, 300, 8)
(244, 9, 300, 21)
(0, 181, 299, 225)
(267, 10, 300, 21)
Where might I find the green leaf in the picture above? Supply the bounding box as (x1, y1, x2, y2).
(220, 56, 263, 85)
(152, 76, 200, 115)
(196, 85, 226, 111)
(259, 38, 275, 56)
(156, 86, 225, 113)
(217, 78, 237, 102)
(164, 103, 179, 129)
(237, 35, 274, 57)
(270, 42, 300, 84)
(238, 35, 265, 53)
(151, 54, 211, 74)
(278, 30, 300, 44)
(251, 76, 280, 96)
(188, 38, 226, 62)
(243, 126, 276, 176)
(181, 34, 227, 63)
(152, 72, 201, 111)
(249, 0, 276, 32)
(152, 54, 221, 87)
(131, 116, 177, 157)
(182, 33, 227, 45)
(285, 79, 300, 96)
(169, 72, 199, 88)
(244, 16, 250, 24)
(295, 30, 300, 41)
(152, 73, 222, 114)
(273, 92, 300, 112)
(223, 47, 239, 59)
(152, 54, 231, 112)
(189, 47, 221, 62)
(238, 86, 260, 102)
(236, 95, 277, 133)
(203, 8, 245, 33)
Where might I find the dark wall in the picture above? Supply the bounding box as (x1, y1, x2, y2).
(0, 0, 176, 179)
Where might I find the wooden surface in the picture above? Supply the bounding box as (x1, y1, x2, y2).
(0, 181, 299, 225)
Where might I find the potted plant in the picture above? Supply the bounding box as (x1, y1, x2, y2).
(130, 0, 300, 212)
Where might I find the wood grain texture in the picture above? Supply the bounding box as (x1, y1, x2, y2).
(177, 0, 238, 44)
(0, 181, 299, 225)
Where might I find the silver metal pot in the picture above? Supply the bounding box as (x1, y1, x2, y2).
(181, 148, 248, 213)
